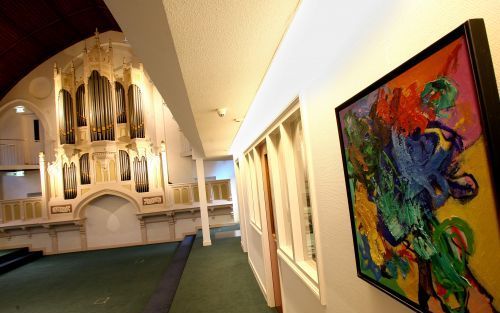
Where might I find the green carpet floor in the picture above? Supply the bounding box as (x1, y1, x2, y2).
(169, 229, 274, 313)
(0, 242, 179, 313)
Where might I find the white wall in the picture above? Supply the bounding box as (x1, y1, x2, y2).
(232, 1, 499, 313)
(164, 108, 195, 183)
(0, 171, 41, 200)
(85, 195, 142, 249)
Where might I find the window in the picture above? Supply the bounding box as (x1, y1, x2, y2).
(33, 119, 40, 141)
(248, 151, 262, 229)
(287, 113, 316, 262)
(238, 101, 319, 294)
(269, 130, 294, 256)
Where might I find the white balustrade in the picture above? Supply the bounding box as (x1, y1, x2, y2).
(0, 197, 43, 224)
(170, 179, 231, 205)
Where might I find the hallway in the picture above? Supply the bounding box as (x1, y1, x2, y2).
(170, 229, 274, 313)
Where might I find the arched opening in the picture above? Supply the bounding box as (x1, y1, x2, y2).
(0, 105, 45, 166)
(84, 194, 142, 249)
(0, 99, 54, 162)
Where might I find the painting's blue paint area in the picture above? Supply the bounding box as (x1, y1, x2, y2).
(359, 234, 382, 280)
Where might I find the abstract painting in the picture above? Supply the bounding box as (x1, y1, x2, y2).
(335, 19, 499, 312)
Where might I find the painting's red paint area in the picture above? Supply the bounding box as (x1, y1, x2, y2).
(436, 282, 448, 297)
(375, 83, 430, 135)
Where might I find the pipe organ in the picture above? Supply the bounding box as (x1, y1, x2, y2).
(47, 31, 166, 208)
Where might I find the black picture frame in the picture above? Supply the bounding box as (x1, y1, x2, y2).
(335, 19, 499, 312)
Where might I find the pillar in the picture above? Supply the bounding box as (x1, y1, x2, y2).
(79, 225, 87, 250)
(140, 219, 148, 243)
(39, 152, 48, 218)
(195, 157, 211, 246)
(160, 142, 172, 206)
(49, 230, 58, 253)
(168, 216, 176, 241)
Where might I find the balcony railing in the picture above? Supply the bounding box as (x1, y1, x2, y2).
(171, 179, 231, 205)
(0, 197, 43, 223)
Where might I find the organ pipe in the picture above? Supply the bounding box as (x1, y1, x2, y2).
(80, 153, 90, 184)
(76, 85, 86, 126)
(88, 70, 115, 141)
(63, 162, 77, 199)
(134, 156, 149, 192)
(58, 90, 75, 144)
(128, 84, 145, 139)
(119, 150, 131, 181)
(115, 82, 126, 124)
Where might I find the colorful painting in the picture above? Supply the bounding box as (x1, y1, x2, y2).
(335, 20, 500, 312)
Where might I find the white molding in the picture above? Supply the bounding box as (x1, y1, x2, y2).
(248, 256, 268, 302)
(299, 94, 327, 306)
(277, 248, 320, 300)
(249, 220, 263, 235)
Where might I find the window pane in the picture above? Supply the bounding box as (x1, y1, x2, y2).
(244, 154, 256, 223)
(249, 151, 262, 228)
(271, 132, 294, 254)
(291, 116, 316, 262)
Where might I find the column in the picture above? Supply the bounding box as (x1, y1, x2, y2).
(195, 157, 211, 246)
(140, 219, 148, 243)
(160, 142, 172, 206)
(39, 152, 48, 218)
(79, 225, 88, 250)
(168, 214, 176, 241)
(49, 230, 58, 253)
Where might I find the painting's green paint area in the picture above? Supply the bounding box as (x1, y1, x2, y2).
(421, 77, 458, 117)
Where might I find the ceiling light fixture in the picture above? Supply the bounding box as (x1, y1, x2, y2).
(15, 105, 25, 113)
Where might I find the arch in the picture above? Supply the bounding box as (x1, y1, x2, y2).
(74, 188, 141, 219)
(0, 98, 54, 142)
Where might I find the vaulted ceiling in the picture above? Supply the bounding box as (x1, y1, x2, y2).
(0, 0, 120, 100)
(0, 0, 299, 159)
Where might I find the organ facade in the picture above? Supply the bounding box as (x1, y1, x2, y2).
(48, 32, 166, 214)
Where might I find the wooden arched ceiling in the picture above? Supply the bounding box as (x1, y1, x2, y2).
(0, 0, 121, 100)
